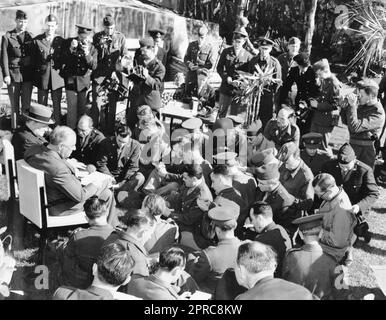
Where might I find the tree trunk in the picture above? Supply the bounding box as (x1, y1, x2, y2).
(304, 0, 318, 55)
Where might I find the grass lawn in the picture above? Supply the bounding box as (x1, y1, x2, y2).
(0, 124, 385, 300)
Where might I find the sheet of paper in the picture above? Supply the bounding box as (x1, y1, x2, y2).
(189, 290, 212, 300)
(114, 292, 143, 300)
(81, 171, 113, 186)
(371, 265, 386, 296)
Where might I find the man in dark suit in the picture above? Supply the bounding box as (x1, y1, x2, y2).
(217, 28, 252, 118)
(126, 37, 166, 130)
(54, 243, 135, 300)
(72, 115, 105, 167)
(234, 242, 314, 300)
(1, 10, 34, 129)
(91, 14, 127, 135)
(60, 24, 97, 129)
(96, 124, 144, 200)
(322, 143, 379, 243)
(12, 103, 53, 160)
(277, 37, 301, 83)
(24, 126, 117, 226)
(31, 14, 65, 124)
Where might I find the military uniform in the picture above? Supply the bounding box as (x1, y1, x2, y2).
(1, 28, 34, 128)
(91, 30, 127, 134)
(32, 33, 65, 123)
(232, 171, 257, 209)
(263, 119, 300, 150)
(60, 35, 97, 129)
(53, 285, 114, 300)
(72, 128, 105, 166)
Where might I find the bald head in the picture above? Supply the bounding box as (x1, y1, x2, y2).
(77, 115, 94, 138)
(49, 126, 77, 159)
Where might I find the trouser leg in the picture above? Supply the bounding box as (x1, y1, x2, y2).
(98, 188, 118, 228)
(352, 144, 376, 169)
(65, 90, 78, 129)
(51, 88, 63, 124)
(37, 89, 49, 106)
(7, 82, 21, 129)
(20, 81, 33, 114)
(218, 93, 232, 118)
(77, 89, 87, 120)
(106, 92, 118, 136)
(118, 172, 146, 193)
(91, 81, 103, 129)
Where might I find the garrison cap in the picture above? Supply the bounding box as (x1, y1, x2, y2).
(233, 27, 248, 38)
(45, 14, 58, 23)
(288, 37, 301, 45)
(181, 117, 203, 131)
(277, 142, 299, 162)
(293, 214, 323, 231)
(16, 10, 28, 20)
(255, 163, 280, 181)
(148, 29, 165, 37)
(302, 132, 323, 149)
(103, 14, 115, 26)
(357, 78, 379, 91)
(256, 36, 274, 47)
(338, 143, 356, 164)
(208, 205, 239, 228)
(251, 148, 276, 167)
(139, 37, 155, 48)
(76, 24, 93, 34)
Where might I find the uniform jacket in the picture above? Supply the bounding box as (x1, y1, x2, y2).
(60, 37, 98, 91)
(283, 242, 339, 300)
(72, 129, 106, 166)
(300, 149, 333, 176)
(31, 33, 65, 90)
(280, 66, 319, 106)
(11, 123, 48, 160)
(164, 55, 188, 82)
(279, 160, 315, 211)
(235, 275, 314, 300)
(255, 222, 292, 277)
(312, 75, 341, 127)
(131, 57, 165, 111)
(92, 31, 127, 79)
(103, 230, 150, 277)
(248, 55, 282, 95)
(264, 120, 300, 150)
(217, 46, 252, 96)
(342, 101, 385, 143)
(96, 136, 141, 182)
(232, 171, 257, 208)
(144, 218, 178, 255)
(1, 29, 34, 82)
(60, 224, 114, 289)
(319, 188, 357, 261)
(277, 52, 294, 83)
(186, 237, 241, 294)
(126, 275, 181, 300)
(322, 159, 379, 214)
(184, 41, 214, 71)
(256, 183, 298, 231)
(24, 144, 98, 215)
(53, 285, 114, 300)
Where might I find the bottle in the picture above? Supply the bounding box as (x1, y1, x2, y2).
(191, 97, 199, 116)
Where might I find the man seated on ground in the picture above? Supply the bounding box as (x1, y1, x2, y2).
(54, 243, 136, 300)
(24, 126, 118, 226)
(234, 242, 314, 300)
(103, 209, 156, 278)
(185, 205, 241, 295)
(127, 247, 193, 300)
(313, 173, 357, 266)
(12, 103, 54, 160)
(244, 202, 292, 277)
(197, 165, 248, 238)
(168, 164, 213, 250)
(142, 194, 179, 255)
(322, 143, 378, 244)
(300, 132, 333, 176)
(72, 115, 105, 168)
(96, 124, 144, 205)
(282, 214, 345, 300)
(263, 106, 300, 150)
(59, 196, 115, 289)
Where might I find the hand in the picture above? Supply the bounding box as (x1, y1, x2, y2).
(179, 292, 192, 300)
(197, 198, 211, 211)
(309, 99, 318, 109)
(227, 76, 233, 84)
(71, 39, 78, 49)
(142, 67, 149, 78)
(111, 71, 119, 82)
(351, 205, 360, 215)
(346, 93, 358, 107)
(4, 76, 11, 85)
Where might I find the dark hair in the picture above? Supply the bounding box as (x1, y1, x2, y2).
(212, 164, 231, 177)
(237, 242, 277, 274)
(83, 196, 108, 219)
(312, 173, 336, 192)
(97, 243, 135, 286)
(293, 52, 310, 67)
(156, 247, 186, 272)
(183, 163, 203, 179)
(142, 194, 168, 217)
(250, 202, 273, 219)
(119, 209, 156, 229)
(115, 124, 132, 138)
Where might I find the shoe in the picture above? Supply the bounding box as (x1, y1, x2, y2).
(364, 232, 372, 244)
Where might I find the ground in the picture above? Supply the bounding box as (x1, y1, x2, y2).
(1, 123, 386, 300)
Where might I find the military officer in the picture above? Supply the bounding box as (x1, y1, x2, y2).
(277, 37, 301, 83)
(184, 25, 214, 96)
(282, 214, 343, 300)
(248, 37, 282, 127)
(1, 10, 34, 129)
(216, 27, 252, 118)
(185, 205, 241, 294)
(32, 14, 65, 124)
(300, 132, 333, 176)
(60, 24, 97, 129)
(91, 14, 127, 135)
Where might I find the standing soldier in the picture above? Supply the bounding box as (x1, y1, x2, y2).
(60, 24, 97, 129)
(91, 14, 127, 135)
(184, 25, 214, 96)
(1, 10, 34, 129)
(277, 37, 301, 83)
(32, 14, 65, 124)
(149, 29, 167, 67)
(248, 37, 282, 128)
